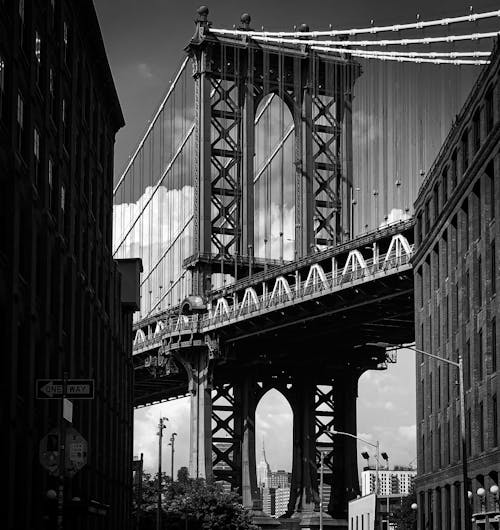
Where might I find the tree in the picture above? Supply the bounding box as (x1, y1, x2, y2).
(392, 491, 417, 530)
(166, 479, 258, 530)
(133, 468, 257, 530)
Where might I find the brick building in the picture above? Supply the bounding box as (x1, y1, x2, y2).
(413, 42, 500, 529)
(0, 1, 140, 529)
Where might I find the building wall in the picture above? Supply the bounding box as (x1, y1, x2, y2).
(413, 40, 500, 530)
(0, 1, 136, 530)
(361, 469, 416, 496)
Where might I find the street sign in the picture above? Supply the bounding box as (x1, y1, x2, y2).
(35, 379, 94, 399)
(39, 427, 88, 477)
(39, 429, 60, 475)
(65, 427, 88, 477)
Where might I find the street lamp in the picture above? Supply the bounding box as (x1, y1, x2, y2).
(330, 429, 381, 495)
(157, 416, 169, 530)
(367, 342, 470, 530)
(169, 432, 178, 482)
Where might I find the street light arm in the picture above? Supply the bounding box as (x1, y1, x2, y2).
(331, 429, 378, 449)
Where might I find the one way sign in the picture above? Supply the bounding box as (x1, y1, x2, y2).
(36, 379, 95, 399)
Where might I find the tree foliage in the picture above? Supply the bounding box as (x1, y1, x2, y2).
(391, 491, 417, 530)
(133, 468, 257, 530)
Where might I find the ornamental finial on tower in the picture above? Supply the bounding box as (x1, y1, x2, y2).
(238, 13, 252, 31)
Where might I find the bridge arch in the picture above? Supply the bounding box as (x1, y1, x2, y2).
(255, 387, 294, 492)
(254, 93, 296, 262)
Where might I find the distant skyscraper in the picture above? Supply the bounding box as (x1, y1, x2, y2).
(257, 441, 271, 487)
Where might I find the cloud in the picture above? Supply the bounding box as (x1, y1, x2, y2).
(137, 62, 155, 80)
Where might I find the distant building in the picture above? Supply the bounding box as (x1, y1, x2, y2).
(1, 1, 140, 529)
(361, 468, 416, 496)
(413, 39, 500, 529)
(348, 493, 408, 530)
(261, 487, 291, 518)
(257, 441, 272, 487)
(268, 469, 291, 489)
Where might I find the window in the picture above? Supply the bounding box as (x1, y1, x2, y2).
(492, 242, 496, 295)
(430, 373, 433, 412)
(63, 22, 69, 65)
(417, 267, 424, 308)
(451, 150, 457, 188)
(485, 86, 494, 133)
(442, 168, 448, 206)
(424, 202, 430, 234)
(467, 409, 472, 456)
(473, 110, 481, 153)
(478, 256, 482, 307)
(0, 56, 4, 120)
(473, 181, 482, 240)
(478, 330, 483, 380)
(433, 183, 440, 221)
(35, 31, 41, 85)
(462, 200, 469, 250)
(461, 130, 469, 174)
(493, 394, 498, 447)
(493, 318, 497, 373)
(49, 68, 55, 119)
(48, 158, 54, 210)
(466, 340, 471, 389)
(479, 402, 484, 452)
(18, 0, 25, 48)
(465, 271, 470, 318)
(49, 0, 55, 28)
(33, 128, 40, 185)
(488, 162, 495, 219)
(445, 295, 449, 340)
(438, 427, 442, 467)
(62, 99, 70, 150)
(16, 92, 24, 154)
(438, 366, 441, 408)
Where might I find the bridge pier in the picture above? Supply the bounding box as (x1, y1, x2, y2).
(289, 372, 319, 517)
(330, 372, 361, 520)
(177, 350, 214, 481)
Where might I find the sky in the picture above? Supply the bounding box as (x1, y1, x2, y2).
(93, 0, 498, 479)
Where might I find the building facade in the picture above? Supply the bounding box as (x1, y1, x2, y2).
(1, 1, 139, 529)
(361, 468, 416, 497)
(413, 41, 500, 529)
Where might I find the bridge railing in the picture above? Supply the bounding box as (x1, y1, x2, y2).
(133, 243, 413, 347)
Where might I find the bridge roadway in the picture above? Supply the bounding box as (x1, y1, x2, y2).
(133, 218, 415, 408)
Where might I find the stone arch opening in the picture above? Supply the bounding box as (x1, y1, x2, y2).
(255, 387, 293, 517)
(254, 94, 296, 262)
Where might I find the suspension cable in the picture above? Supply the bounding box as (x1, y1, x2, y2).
(211, 9, 500, 38)
(311, 46, 490, 65)
(112, 123, 195, 256)
(245, 31, 499, 48)
(113, 56, 189, 196)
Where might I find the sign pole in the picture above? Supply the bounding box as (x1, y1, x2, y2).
(57, 372, 68, 530)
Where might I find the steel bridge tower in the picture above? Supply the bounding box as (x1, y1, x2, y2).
(185, 7, 361, 295)
(168, 8, 371, 528)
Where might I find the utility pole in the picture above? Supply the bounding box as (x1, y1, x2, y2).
(157, 417, 168, 530)
(169, 432, 178, 482)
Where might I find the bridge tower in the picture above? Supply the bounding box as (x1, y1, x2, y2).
(174, 8, 366, 528)
(185, 7, 361, 295)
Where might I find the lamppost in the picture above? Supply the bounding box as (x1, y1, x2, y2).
(169, 432, 178, 482)
(330, 429, 381, 495)
(368, 342, 470, 530)
(157, 416, 169, 530)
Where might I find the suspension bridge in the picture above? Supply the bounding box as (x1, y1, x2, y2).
(112, 6, 499, 526)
